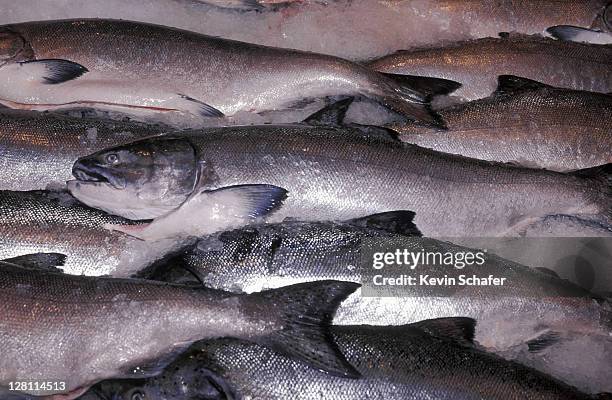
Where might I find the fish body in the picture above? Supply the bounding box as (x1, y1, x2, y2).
(410, 0, 611, 36)
(392, 76, 612, 172)
(69, 126, 612, 236)
(0, 190, 182, 277)
(88, 323, 602, 400)
(0, 262, 359, 397)
(0, 1, 608, 61)
(0, 183, 289, 276)
(145, 217, 612, 392)
(149, 218, 612, 351)
(195, 0, 330, 11)
(369, 33, 612, 100)
(0, 109, 168, 191)
(0, 19, 436, 125)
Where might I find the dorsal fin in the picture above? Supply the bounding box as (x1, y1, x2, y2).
(345, 211, 422, 236)
(302, 98, 354, 127)
(410, 317, 476, 346)
(495, 75, 552, 95)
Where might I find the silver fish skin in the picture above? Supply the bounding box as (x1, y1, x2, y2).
(0, 262, 359, 398)
(146, 218, 612, 392)
(369, 33, 612, 101)
(69, 126, 612, 237)
(0, 19, 437, 125)
(0, 1, 609, 62)
(0, 108, 168, 191)
(0, 190, 185, 277)
(149, 218, 612, 351)
(400, 0, 612, 36)
(194, 0, 331, 11)
(391, 76, 612, 172)
(87, 324, 604, 400)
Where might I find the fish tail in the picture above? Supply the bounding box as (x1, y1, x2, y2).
(570, 163, 612, 225)
(377, 72, 461, 127)
(250, 280, 361, 378)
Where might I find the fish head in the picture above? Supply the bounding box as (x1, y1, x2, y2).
(0, 29, 33, 66)
(68, 136, 199, 220)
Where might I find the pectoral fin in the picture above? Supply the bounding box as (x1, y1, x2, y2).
(1, 252, 66, 272)
(547, 25, 612, 45)
(18, 59, 88, 84)
(107, 184, 288, 240)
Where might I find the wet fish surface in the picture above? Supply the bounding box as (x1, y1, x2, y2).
(0, 190, 182, 277)
(0, 260, 359, 398)
(369, 33, 612, 100)
(83, 322, 608, 399)
(193, 0, 332, 11)
(0, 108, 168, 191)
(0, 19, 446, 125)
(69, 123, 612, 236)
(391, 76, 612, 172)
(145, 215, 612, 392)
(0, 182, 288, 276)
(147, 215, 612, 350)
(0, 1, 608, 61)
(413, 0, 612, 36)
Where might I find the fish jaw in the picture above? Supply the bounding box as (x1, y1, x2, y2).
(66, 180, 178, 220)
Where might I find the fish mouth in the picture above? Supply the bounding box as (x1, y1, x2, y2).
(72, 162, 127, 189)
(73, 167, 109, 183)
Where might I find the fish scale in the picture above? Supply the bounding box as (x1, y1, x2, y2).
(369, 33, 612, 101)
(144, 218, 612, 393)
(0, 190, 182, 277)
(0, 109, 168, 191)
(391, 78, 612, 172)
(0, 263, 361, 397)
(89, 324, 605, 399)
(0, 19, 441, 125)
(71, 125, 611, 236)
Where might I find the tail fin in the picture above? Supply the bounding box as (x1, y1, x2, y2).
(570, 163, 612, 223)
(377, 73, 458, 127)
(251, 280, 361, 378)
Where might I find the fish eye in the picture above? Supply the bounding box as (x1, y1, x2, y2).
(106, 154, 119, 164)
